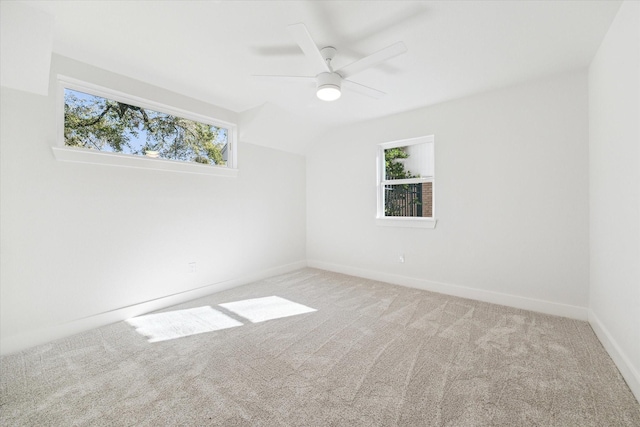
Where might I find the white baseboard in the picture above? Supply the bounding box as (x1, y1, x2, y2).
(588, 309, 640, 402)
(307, 260, 588, 320)
(0, 260, 307, 356)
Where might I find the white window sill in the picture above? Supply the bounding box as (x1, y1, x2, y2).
(376, 217, 437, 229)
(52, 146, 238, 177)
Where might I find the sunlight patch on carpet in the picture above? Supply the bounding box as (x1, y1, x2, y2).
(126, 306, 243, 342)
(219, 296, 317, 323)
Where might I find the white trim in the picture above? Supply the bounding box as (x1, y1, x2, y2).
(307, 260, 588, 320)
(381, 177, 433, 185)
(376, 217, 437, 229)
(0, 260, 307, 355)
(52, 146, 239, 177)
(378, 134, 434, 149)
(56, 75, 238, 170)
(588, 310, 640, 402)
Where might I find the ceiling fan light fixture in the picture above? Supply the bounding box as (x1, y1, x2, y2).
(317, 85, 341, 101)
(316, 72, 342, 101)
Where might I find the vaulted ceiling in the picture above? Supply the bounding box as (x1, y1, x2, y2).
(20, 1, 623, 152)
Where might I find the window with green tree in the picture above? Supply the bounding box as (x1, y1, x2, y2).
(377, 136, 434, 220)
(62, 83, 233, 168)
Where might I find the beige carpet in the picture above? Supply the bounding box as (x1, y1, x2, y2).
(1, 268, 639, 426)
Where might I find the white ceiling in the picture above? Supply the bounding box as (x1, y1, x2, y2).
(27, 0, 621, 148)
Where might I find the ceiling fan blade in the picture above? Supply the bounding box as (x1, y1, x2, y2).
(287, 23, 330, 74)
(343, 79, 386, 99)
(336, 42, 407, 78)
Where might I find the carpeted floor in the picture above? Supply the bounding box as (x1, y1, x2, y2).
(1, 268, 639, 426)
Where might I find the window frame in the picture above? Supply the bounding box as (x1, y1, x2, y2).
(53, 75, 238, 177)
(376, 135, 437, 229)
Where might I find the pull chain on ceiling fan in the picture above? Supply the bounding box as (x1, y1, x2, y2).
(255, 23, 407, 101)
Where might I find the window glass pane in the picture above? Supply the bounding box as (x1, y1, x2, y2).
(384, 143, 433, 180)
(384, 146, 417, 180)
(64, 89, 229, 166)
(404, 143, 433, 177)
(384, 182, 433, 217)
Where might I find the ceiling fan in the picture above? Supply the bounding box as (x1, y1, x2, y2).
(256, 23, 407, 101)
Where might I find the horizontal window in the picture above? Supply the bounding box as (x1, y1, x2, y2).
(56, 76, 237, 174)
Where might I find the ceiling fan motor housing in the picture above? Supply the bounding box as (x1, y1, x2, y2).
(317, 72, 341, 90)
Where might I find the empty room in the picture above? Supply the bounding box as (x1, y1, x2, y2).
(1, 1, 638, 425)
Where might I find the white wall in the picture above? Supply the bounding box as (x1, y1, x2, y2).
(588, 0, 640, 400)
(0, 2, 52, 96)
(0, 55, 307, 354)
(307, 71, 589, 319)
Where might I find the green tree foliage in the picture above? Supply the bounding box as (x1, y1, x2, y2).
(64, 91, 226, 165)
(384, 147, 416, 180)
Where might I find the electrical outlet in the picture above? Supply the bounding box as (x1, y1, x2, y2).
(399, 254, 405, 263)
(188, 262, 197, 273)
